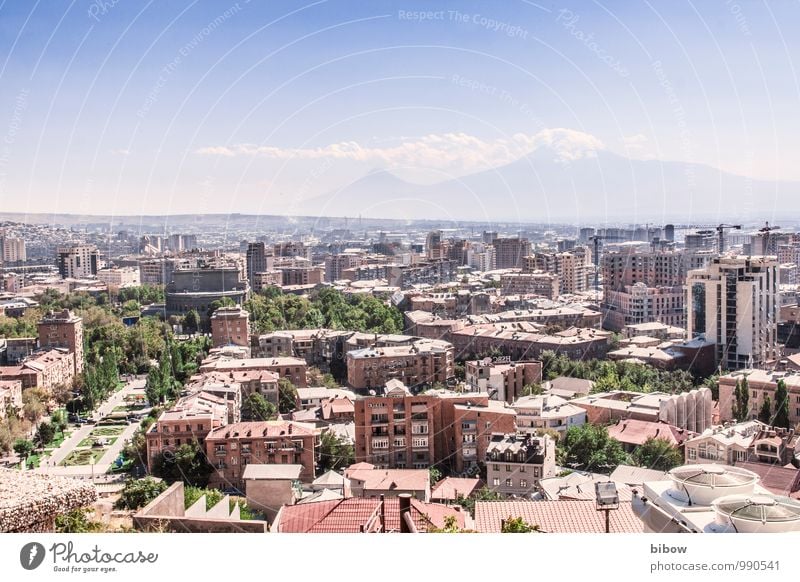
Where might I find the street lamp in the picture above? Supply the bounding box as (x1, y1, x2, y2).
(595, 481, 619, 534)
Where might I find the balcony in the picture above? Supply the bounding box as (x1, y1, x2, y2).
(214, 448, 226, 457)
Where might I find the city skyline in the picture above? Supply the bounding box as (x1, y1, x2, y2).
(1, 1, 800, 220)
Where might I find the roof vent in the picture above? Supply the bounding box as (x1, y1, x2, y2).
(712, 494, 800, 533)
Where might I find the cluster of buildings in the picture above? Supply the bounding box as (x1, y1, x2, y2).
(0, 309, 83, 392)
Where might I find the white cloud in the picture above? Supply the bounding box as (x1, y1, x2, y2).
(621, 134, 654, 159)
(195, 128, 606, 172)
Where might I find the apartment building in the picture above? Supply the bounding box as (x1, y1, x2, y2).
(464, 358, 543, 403)
(0, 380, 22, 417)
(145, 391, 229, 471)
(486, 433, 557, 496)
(199, 355, 306, 387)
(210, 306, 250, 348)
(492, 237, 531, 269)
(346, 339, 454, 390)
(37, 309, 84, 375)
(96, 267, 140, 291)
(0, 349, 75, 391)
(56, 244, 98, 279)
(512, 393, 587, 434)
(0, 236, 26, 264)
(499, 272, 560, 299)
(354, 380, 516, 472)
(324, 252, 363, 282)
(525, 247, 593, 295)
(687, 256, 779, 370)
(387, 260, 456, 288)
(717, 369, 800, 426)
(450, 323, 611, 362)
(280, 266, 323, 286)
(451, 400, 517, 473)
(205, 420, 319, 489)
(245, 242, 270, 284)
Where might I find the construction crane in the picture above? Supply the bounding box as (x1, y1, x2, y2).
(756, 221, 780, 255)
(684, 223, 742, 254)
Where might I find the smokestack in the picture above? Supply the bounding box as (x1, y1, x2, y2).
(399, 493, 412, 533)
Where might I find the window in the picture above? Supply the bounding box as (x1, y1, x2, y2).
(163, 439, 170, 446)
(520, 479, 528, 488)
(688, 448, 697, 460)
(493, 464, 499, 471)
(505, 478, 512, 487)
(505, 465, 512, 472)
(185, 425, 191, 432)
(736, 450, 746, 462)
(492, 478, 499, 486)
(519, 466, 526, 473)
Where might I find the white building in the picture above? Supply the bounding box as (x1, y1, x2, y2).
(96, 266, 141, 290)
(687, 256, 779, 370)
(511, 393, 587, 434)
(56, 244, 98, 279)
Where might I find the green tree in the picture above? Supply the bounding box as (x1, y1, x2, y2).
(773, 379, 790, 428)
(115, 477, 168, 510)
(631, 437, 683, 471)
(51, 409, 68, 434)
(183, 309, 200, 333)
(278, 378, 298, 414)
(35, 422, 56, 447)
(522, 383, 544, 396)
(318, 431, 355, 472)
(758, 395, 773, 425)
(429, 466, 443, 484)
(557, 424, 629, 472)
(152, 442, 213, 487)
(145, 365, 163, 406)
(501, 516, 540, 533)
(241, 393, 277, 421)
(13, 438, 35, 459)
(55, 508, 103, 533)
(732, 377, 751, 422)
(22, 391, 45, 423)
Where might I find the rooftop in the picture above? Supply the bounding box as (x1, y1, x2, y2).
(474, 500, 642, 533)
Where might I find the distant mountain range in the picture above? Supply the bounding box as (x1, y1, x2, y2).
(298, 149, 799, 223)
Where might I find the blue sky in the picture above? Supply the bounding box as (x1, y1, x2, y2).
(1, 0, 798, 216)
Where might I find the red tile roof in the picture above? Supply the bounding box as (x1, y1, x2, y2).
(431, 477, 483, 501)
(345, 468, 430, 492)
(607, 419, 694, 447)
(276, 497, 464, 533)
(474, 500, 643, 533)
(735, 462, 800, 496)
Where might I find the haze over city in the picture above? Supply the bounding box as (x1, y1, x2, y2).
(1, 1, 799, 222)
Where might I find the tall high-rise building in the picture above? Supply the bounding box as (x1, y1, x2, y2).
(0, 236, 26, 264)
(687, 256, 779, 370)
(600, 248, 713, 331)
(56, 244, 98, 279)
(246, 242, 269, 283)
(492, 237, 531, 269)
(425, 230, 445, 261)
(38, 309, 84, 375)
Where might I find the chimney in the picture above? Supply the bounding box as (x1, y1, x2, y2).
(399, 493, 413, 533)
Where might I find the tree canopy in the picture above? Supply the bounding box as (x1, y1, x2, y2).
(557, 424, 629, 473)
(631, 437, 683, 471)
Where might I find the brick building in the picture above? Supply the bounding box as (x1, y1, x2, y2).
(346, 339, 454, 391)
(37, 309, 83, 374)
(210, 306, 250, 349)
(205, 420, 319, 489)
(145, 391, 229, 471)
